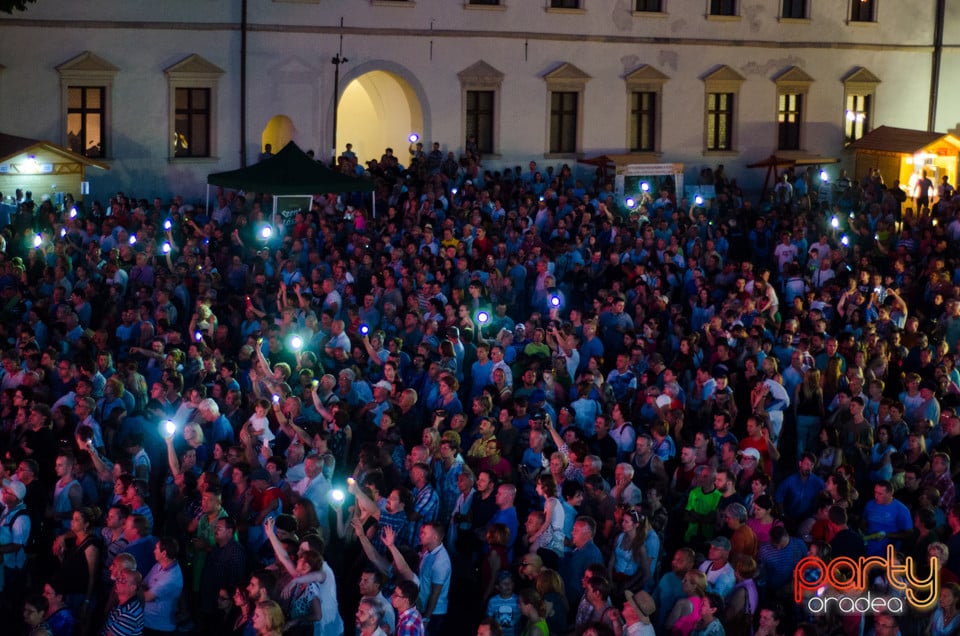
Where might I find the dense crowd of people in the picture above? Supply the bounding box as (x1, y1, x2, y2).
(0, 142, 958, 636)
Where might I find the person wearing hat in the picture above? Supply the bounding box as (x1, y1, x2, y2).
(737, 416, 779, 478)
(0, 477, 30, 603)
(358, 379, 394, 428)
(698, 536, 736, 597)
(622, 589, 656, 635)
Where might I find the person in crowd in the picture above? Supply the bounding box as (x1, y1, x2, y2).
(3, 149, 960, 636)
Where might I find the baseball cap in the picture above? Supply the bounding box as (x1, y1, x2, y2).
(708, 536, 731, 551)
(373, 380, 393, 392)
(2, 478, 26, 500)
(738, 448, 761, 461)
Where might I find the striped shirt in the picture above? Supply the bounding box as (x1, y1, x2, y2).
(102, 596, 144, 636)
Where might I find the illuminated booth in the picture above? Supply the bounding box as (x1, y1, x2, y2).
(580, 154, 684, 211)
(846, 125, 960, 198)
(0, 132, 109, 205)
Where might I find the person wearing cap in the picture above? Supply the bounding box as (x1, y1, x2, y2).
(698, 536, 735, 597)
(358, 379, 394, 428)
(737, 416, 779, 478)
(0, 477, 30, 604)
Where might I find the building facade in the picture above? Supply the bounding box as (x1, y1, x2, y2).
(1, 0, 958, 201)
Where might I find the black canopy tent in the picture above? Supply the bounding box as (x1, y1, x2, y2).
(206, 141, 375, 224)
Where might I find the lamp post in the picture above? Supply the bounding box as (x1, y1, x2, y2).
(331, 17, 348, 168)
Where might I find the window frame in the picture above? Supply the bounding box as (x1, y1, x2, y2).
(165, 54, 223, 162)
(850, 0, 876, 23)
(465, 90, 496, 156)
(174, 87, 212, 159)
(708, 0, 736, 16)
(624, 64, 669, 155)
(702, 65, 744, 155)
(842, 67, 880, 146)
(772, 66, 813, 153)
(57, 51, 118, 160)
(781, 0, 807, 20)
(543, 63, 591, 158)
(777, 93, 803, 151)
(459, 60, 504, 158)
(635, 0, 663, 12)
(66, 86, 107, 159)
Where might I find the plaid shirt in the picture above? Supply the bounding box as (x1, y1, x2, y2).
(396, 606, 424, 636)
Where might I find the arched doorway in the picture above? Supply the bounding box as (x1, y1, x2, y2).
(336, 69, 425, 166)
(261, 115, 296, 155)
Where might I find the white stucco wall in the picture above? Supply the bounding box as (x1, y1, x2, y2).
(0, 0, 953, 201)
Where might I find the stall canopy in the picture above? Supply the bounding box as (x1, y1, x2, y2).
(207, 140, 374, 194)
(747, 154, 839, 200)
(207, 140, 374, 225)
(846, 125, 960, 192)
(0, 132, 109, 204)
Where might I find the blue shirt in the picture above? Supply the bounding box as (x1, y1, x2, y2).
(775, 472, 825, 521)
(419, 543, 452, 616)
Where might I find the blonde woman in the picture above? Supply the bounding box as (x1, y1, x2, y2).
(795, 368, 824, 455)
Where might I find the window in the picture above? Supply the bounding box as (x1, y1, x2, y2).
(782, 0, 806, 19)
(174, 88, 211, 158)
(468, 0, 500, 4)
(624, 65, 668, 153)
(706, 93, 733, 151)
(777, 93, 803, 151)
(702, 65, 743, 153)
(551, 0, 579, 7)
(850, 0, 875, 22)
(165, 55, 223, 160)
(630, 92, 657, 152)
(67, 87, 106, 158)
(710, 0, 735, 15)
(459, 61, 503, 156)
(543, 62, 590, 156)
(550, 92, 578, 154)
(773, 66, 812, 151)
(844, 94, 871, 144)
(635, 0, 662, 10)
(466, 91, 495, 155)
(57, 51, 117, 159)
(842, 67, 879, 145)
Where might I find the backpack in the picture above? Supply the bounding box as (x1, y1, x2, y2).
(2, 507, 37, 555)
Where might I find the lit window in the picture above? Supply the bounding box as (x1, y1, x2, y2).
(782, 0, 806, 19)
(57, 51, 117, 159)
(706, 93, 733, 151)
(842, 67, 879, 145)
(844, 94, 871, 144)
(165, 55, 223, 160)
(175, 88, 211, 158)
(778, 93, 803, 151)
(850, 0, 875, 22)
(67, 87, 106, 158)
